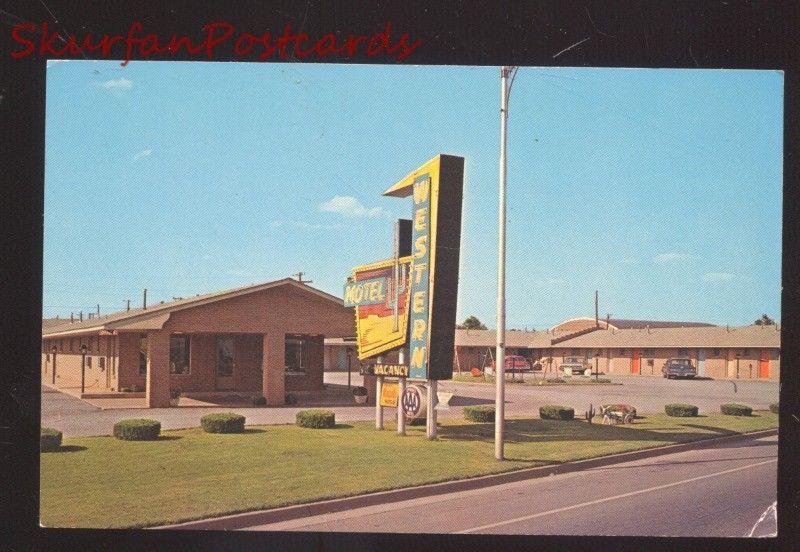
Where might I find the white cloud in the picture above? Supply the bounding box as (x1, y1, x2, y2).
(96, 78, 133, 92)
(653, 252, 698, 264)
(703, 272, 735, 282)
(132, 149, 152, 161)
(318, 196, 386, 218)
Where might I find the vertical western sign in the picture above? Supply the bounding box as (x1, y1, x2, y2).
(382, 154, 464, 380)
(408, 175, 432, 379)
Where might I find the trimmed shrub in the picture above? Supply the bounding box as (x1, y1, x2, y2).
(113, 419, 161, 441)
(539, 405, 575, 420)
(296, 409, 335, 429)
(769, 403, 779, 414)
(40, 428, 62, 452)
(721, 403, 753, 416)
(409, 417, 427, 426)
(201, 413, 246, 433)
(464, 405, 495, 423)
(593, 378, 612, 384)
(665, 403, 699, 417)
(546, 378, 565, 384)
(251, 395, 267, 406)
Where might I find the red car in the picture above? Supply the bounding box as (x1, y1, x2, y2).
(493, 355, 532, 373)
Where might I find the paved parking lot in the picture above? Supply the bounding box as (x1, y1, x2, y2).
(42, 374, 779, 437)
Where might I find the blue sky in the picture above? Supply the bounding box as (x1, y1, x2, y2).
(43, 61, 783, 328)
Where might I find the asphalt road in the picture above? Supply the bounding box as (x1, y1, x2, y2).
(242, 432, 778, 537)
(42, 373, 778, 437)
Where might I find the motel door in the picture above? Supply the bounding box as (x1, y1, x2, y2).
(759, 349, 770, 379)
(631, 350, 641, 375)
(696, 349, 706, 377)
(216, 336, 235, 390)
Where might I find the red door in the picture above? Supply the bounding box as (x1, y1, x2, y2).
(631, 350, 640, 375)
(759, 349, 770, 379)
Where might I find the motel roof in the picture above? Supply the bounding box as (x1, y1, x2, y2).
(549, 325, 780, 349)
(453, 325, 779, 349)
(42, 278, 346, 338)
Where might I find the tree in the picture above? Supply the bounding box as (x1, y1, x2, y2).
(459, 316, 487, 330)
(754, 314, 776, 326)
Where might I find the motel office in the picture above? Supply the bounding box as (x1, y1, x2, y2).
(41, 279, 355, 406)
(325, 317, 781, 380)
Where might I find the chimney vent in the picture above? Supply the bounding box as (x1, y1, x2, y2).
(143, 289, 148, 310)
(79, 311, 83, 322)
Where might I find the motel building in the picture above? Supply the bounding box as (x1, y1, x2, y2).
(325, 317, 780, 381)
(41, 278, 355, 407)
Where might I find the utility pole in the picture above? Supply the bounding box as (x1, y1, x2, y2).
(495, 65, 517, 461)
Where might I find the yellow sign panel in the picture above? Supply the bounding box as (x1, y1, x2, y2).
(380, 381, 399, 407)
(351, 255, 413, 359)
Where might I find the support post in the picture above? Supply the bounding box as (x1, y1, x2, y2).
(80, 351, 86, 394)
(397, 347, 406, 435)
(427, 379, 437, 439)
(51, 347, 57, 385)
(146, 332, 171, 407)
(375, 375, 384, 429)
(262, 333, 286, 406)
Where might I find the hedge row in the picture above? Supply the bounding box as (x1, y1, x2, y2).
(464, 405, 495, 423)
(296, 409, 336, 429)
(41, 428, 62, 452)
(539, 405, 575, 420)
(769, 403, 779, 414)
(721, 404, 753, 416)
(201, 413, 246, 433)
(665, 403, 699, 417)
(113, 419, 161, 441)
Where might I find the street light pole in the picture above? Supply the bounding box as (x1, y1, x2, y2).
(495, 66, 514, 461)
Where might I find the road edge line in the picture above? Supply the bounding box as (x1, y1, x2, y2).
(154, 427, 778, 531)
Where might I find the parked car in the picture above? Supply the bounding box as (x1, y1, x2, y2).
(492, 355, 532, 373)
(662, 358, 697, 379)
(560, 359, 590, 377)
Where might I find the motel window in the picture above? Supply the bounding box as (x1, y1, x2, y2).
(59, 339, 64, 352)
(678, 348, 688, 356)
(618, 349, 626, 356)
(70, 338, 76, 352)
(644, 348, 654, 357)
(170, 335, 191, 375)
(89, 336, 95, 352)
(571, 349, 580, 356)
(139, 335, 148, 375)
(712, 348, 720, 357)
(285, 336, 308, 376)
(216, 336, 234, 376)
(99, 357, 105, 371)
(742, 348, 749, 356)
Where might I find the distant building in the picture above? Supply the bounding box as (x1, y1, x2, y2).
(326, 317, 780, 381)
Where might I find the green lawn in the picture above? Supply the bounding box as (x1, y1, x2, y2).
(452, 373, 621, 385)
(41, 412, 778, 529)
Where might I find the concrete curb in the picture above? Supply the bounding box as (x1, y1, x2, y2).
(156, 427, 778, 531)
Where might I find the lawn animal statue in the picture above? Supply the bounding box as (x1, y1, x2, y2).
(599, 404, 636, 424)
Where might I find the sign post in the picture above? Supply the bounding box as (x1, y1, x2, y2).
(397, 347, 406, 435)
(427, 379, 437, 439)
